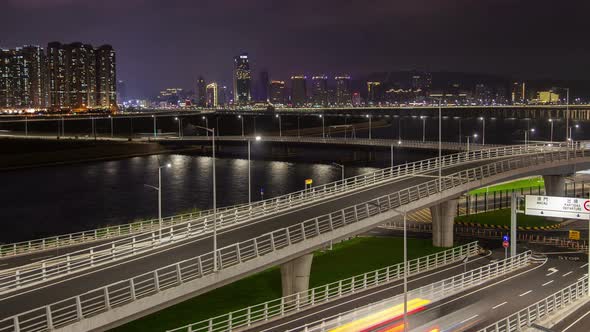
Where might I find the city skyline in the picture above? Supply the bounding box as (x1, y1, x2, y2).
(1, 0, 589, 98)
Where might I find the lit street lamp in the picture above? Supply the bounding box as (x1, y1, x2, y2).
(237, 115, 244, 137)
(420, 116, 426, 142)
(144, 163, 172, 241)
(331, 162, 344, 181)
(366, 114, 372, 139)
(525, 128, 535, 146)
(152, 115, 157, 138)
(275, 114, 282, 137)
(248, 135, 262, 204)
(174, 117, 183, 138)
(202, 116, 209, 137)
(466, 133, 478, 153)
(319, 114, 325, 138)
(479, 117, 486, 145)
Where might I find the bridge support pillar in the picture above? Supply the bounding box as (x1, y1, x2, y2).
(542, 175, 566, 197)
(430, 199, 457, 247)
(280, 253, 314, 297)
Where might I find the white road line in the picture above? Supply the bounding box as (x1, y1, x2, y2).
(0, 264, 7, 267)
(562, 310, 590, 332)
(581, 263, 589, 269)
(542, 280, 554, 286)
(460, 314, 479, 324)
(30, 255, 53, 262)
(492, 301, 508, 309)
(519, 290, 532, 297)
(563, 271, 573, 277)
(546, 267, 558, 276)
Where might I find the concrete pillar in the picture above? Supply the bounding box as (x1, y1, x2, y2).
(430, 199, 458, 247)
(280, 253, 314, 297)
(543, 175, 566, 197)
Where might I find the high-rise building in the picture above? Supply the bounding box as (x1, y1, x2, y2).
(96, 44, 116, 110)
(46, 42, 116, 111)
(117, 80, 126, 104)
(47, 42, 67, 110)
(0, 45, 48, 110)
(311, 75, 328, 106)
(218, 85, 228, 106)
(511, 82, 526, 104)
(233, 53, 251, 105)
(290, 75, 307, 107)
(367, 81, 382, 104)
(335, 75, 351, 105)
(259, 70, 269, 102)
(269, 80, 285, 104)
(537, 91, 559, 104)
(196, 76, 206, 107)
(206, 82, 218, 107)
(157, 88, 183, 106)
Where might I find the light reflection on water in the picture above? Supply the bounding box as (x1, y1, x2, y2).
(0, 154, 381, 243)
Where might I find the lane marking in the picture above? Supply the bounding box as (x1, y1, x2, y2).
(29, 255, 53, 262)
(542, 280, 554, 286)
(546, 267, 558, 276)
(519, 290, 532, 297)
(563, 271, 573, 277)
(580, 263, 589, 269)
(562, 309, 590, 332)
(492, 301, 508, 309)
(459, 314, 479, 324)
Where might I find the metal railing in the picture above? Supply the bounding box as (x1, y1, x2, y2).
(0, 146, 582, 332)
(167, 242, 479, 332)
(478, 277, 589, 332)
(285, 251, 535, 332)
(0, 144, 562, 296)
(0, 143, 559, 259)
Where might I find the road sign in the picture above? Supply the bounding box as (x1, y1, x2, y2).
(525, 195, 590, 220)
(569, 230, 581, 241)
(502, 241, 509, 248)
(305, 179, 313, 185)
(502, 235, 510, 242)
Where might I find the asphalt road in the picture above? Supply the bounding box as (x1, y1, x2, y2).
(248, 252, 586, 332)
(0, 159, 504, 319)
(551, 301, 590, 332)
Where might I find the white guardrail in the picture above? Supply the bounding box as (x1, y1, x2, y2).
(478, 277, 589, 332)
(0, 142, 559, 259)
(167, 242, 479, 332)
(284, 251, 536, 332)
(0, 144, 565, 295)
(0, 147, 583, 332)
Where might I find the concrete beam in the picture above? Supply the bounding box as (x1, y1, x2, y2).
(280, 253, 314, 297)
(430, 199, 458, 247)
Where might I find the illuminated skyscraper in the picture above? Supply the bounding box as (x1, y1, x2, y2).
(269, 80, 285, 104)
(96, 44, 117, 110)
(511, 82, 526, 104)
(259, 70, 269, 102)
(367, 81, 382, 104)
(335, 75, 351, 105)
(196, 76, 206, 107)
(233, 53, 251, 105)
(0, 45, 48, 109)
(311, 75, 328, 106)
(206, 82, 218, 107)
(290, 75, 307, 106)
(47, 42, 116, 111)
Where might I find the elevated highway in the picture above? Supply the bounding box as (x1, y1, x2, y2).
(1, 144, 589, 331)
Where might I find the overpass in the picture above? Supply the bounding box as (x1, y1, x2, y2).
(0, 133, 495, 152)
(1, 144, 589, 331)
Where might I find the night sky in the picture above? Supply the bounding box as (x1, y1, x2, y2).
(2, 0, 589, 98)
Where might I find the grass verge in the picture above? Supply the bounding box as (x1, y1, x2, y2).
(455, 208, 558, 227)
(112, 236, 445, 332)
(468, 177, 544, 195)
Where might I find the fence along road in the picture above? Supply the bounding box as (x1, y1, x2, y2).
(0, 144, 557, 293)
(168, 242, 480, 332)
(0, 143, 545, 262)
(0, 147, 587, 332)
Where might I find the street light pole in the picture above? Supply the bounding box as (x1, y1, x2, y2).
(549, 119, 554, 143)
(145, 163, 171, 242)
(109, 116, 114, 137)
(332, 162, 344, 181)
(438, 100, 442, 191)
(479, 117, 486, 145)
(421, 116, 426, 142)
(238, 115, 244, 137)
(390, 144, 394, 168)
(320, 114, 325, 138)
(366, 114, 372, 139)
(153, 115, 156, 138)
(276, 114, 282, 137)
